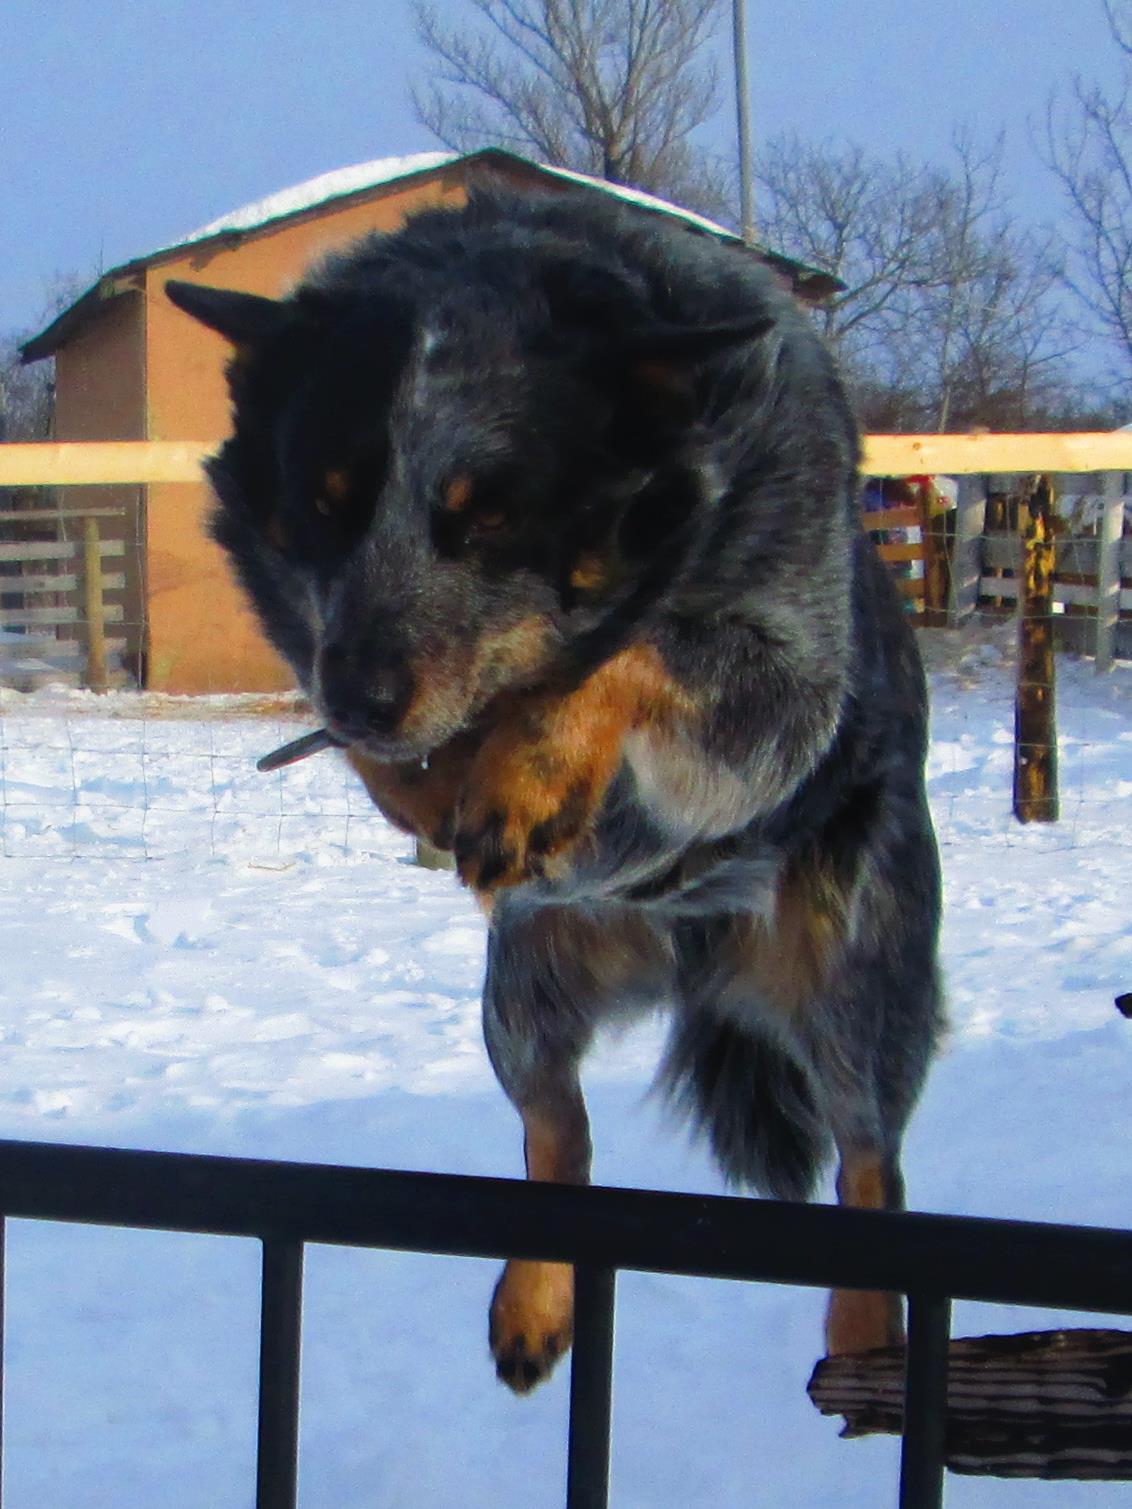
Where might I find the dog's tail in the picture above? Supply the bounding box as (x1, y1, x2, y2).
(660, 1015, 830, 1202)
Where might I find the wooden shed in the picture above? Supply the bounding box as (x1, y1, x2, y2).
(21, 148, 837, 694)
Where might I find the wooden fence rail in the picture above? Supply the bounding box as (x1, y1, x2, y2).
(0, 509, 127, 691)
(2, 433, 1132, 487)
(2, 432, 1131, 701)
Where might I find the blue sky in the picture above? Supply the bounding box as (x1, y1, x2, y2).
(2, 0, 1120, 338)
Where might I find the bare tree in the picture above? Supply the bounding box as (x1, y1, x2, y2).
(0, 339, 52, 443)
(412, 0, 731, 217)
(1045, 1, 1132, 380)
(758, 133, 1073, 430)
(0, 272, 99, 445)
(755, 134, 934, 352)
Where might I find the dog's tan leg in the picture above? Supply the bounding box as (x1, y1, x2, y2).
(490, 1093, 591, 1393)
(824, 1150, 905, 1355)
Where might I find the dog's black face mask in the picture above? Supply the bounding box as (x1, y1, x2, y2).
(166, 268, 769, 761)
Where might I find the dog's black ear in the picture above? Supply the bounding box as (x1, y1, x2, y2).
(606, 316, 773, 443)
(165, 281, 292, 347)
(622, 315, 775, 365)
(540, 257, 646, 335)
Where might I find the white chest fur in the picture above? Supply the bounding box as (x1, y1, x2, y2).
(624, 727, 754, 842)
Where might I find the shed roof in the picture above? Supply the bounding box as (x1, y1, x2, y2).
(22, 148, 840, 362)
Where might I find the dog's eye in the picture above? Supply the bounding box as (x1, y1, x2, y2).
(315, 468, 352, 518)
(465, 508, 507, 538)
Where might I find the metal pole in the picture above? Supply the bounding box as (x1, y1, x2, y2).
(0, 1217, 6, 1509)
(566, 1265, 617, 1509)
(256, 1237, 304, 1509)
(899, 1292, 951, 1509)
(732, 0, 755, 243)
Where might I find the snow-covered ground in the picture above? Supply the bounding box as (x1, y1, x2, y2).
(1, 641, 1131, 1508)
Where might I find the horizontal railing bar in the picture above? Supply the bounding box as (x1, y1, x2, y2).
(0, 442, 209, 486)
(0, 572, 127, 595)
(0, 509, 128, 522)
(0, 1138, 1128, 1315)
(0, 541, 125, 563)
(863, 433, 1132, 474)
(0, 605, 124, 626)
(3, 436, 1132, 487)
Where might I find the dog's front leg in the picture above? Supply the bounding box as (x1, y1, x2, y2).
(481, 904, 657, 1392)
(489, 1087, 592, 1392)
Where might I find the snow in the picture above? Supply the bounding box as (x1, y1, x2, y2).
(172, 150, 740, 257)
(1, 644, 1132, 1506)
(177, 153, 457, 247)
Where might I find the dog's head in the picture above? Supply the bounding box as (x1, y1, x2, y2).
(167, 222, 770, 761)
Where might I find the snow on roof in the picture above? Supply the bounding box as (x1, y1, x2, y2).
(172, 148, 740, 252)
(531, 160, 739, 241)
(177, 152, 458, 247)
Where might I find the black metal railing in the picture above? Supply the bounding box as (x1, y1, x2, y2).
(0, 1136, 1128, 1509)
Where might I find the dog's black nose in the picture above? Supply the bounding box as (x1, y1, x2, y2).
(318, 642, 405, 739)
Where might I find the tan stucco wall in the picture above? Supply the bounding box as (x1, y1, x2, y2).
(53, 290, 146, 679)
(143, 169, 470, 693)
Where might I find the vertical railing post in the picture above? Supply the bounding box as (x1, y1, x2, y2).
(1096, 471, 1125, 673)
(256, 1237, 303, 1509)
(899, 1292, 951, 1509)
(948, 475, 986, 626)
(566, 1265, 617, 1509)
(0, 1215, 6, 1509)
(80, 515, 108, 693)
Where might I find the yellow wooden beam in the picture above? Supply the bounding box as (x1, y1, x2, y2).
(2, 432, 1132, 488)
(0, 441, 210, 486)
(862, 432, 1132, 475)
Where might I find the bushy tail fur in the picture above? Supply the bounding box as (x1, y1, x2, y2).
(660, 1014, 830, 1201)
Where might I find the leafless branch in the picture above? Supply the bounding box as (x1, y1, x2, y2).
(411, 0, 731, 217)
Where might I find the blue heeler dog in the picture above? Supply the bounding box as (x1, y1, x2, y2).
(167, 186, 942, 1392)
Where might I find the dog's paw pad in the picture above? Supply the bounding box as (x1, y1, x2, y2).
(492, 1327, 572, 1394)
(452, 812, 521, 891)
(489, 1259, 574, 1392)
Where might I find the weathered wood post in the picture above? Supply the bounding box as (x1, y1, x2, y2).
(1095, 471, 1125, 674)
(414, 837, 456, 871)
(81, 514, 109, 693)
(1013, 476, 1058, 823)
(919, 483, 951, 626)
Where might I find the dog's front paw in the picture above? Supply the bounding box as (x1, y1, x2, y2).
(489, 1259, 574, 1393)
(453, 648, 680, 895)
(453, 754, 596, 893)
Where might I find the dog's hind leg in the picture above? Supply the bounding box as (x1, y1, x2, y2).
(824, 1144, 907, 1355)
(482, 900, 670, 1392)
(811, 877, 942, 1355)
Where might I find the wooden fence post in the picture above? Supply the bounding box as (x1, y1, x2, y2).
(1013, 476, 1058, 823)
(948, 475, 986, 626)
(1095, 471, 1125, 674)
(414, 838, 456, 871)
(81, 515, 108, 693)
